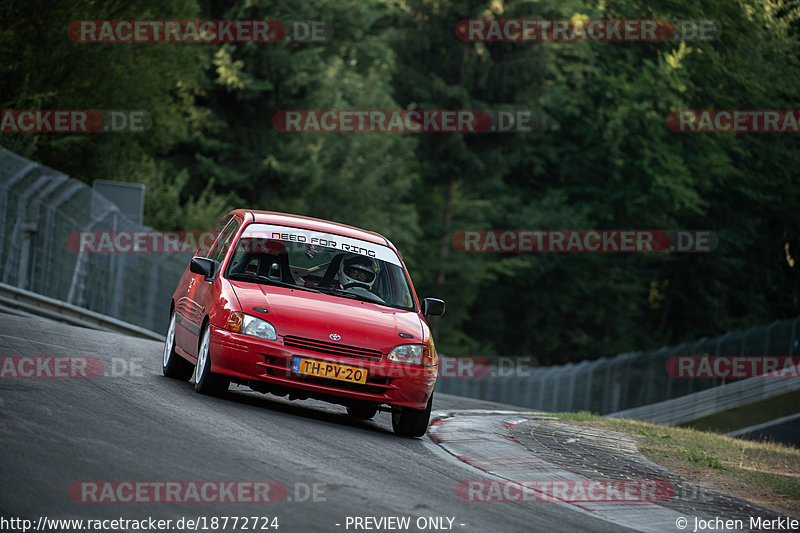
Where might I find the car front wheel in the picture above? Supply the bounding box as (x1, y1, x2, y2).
(194, 326, 229, 396)
(391, 394, 433, 437)
(163, 313, 193, 380)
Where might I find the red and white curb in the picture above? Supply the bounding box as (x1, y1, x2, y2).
(427, 410, 698, 533)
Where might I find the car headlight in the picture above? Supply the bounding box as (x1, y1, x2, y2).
(388, 344, 424, 365)
(226, 312, 277, 341)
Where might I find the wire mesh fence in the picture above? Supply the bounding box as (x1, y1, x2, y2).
(2, 146, 798, 415)
(436, 316, 800, 415)
(0, 146, 187, 335)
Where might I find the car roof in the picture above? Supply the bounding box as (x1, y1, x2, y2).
(232, 209, 392, 247)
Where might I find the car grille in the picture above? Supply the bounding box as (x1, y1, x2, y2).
(283, 336, 384, 362)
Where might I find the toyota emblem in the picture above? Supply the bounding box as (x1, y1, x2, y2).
(329, 333, 341, 341)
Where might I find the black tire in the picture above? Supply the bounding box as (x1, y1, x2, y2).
(194, 326, 229, 396)
(162, 312, 193, 380)
(391, 394, 433, 437)
(346, 402, 379, 420)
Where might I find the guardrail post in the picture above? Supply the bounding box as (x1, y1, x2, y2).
(40, 181, 83, 296)
(3, 174, 52, 285)
(764, 320, 778, 355)
(0, 160, 36, 258)
(17, 222, 37, 290)
(583, 362, 594, 411)
(145, 255, 169, 331)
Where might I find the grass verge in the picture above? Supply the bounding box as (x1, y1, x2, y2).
(548, 411, 800, 516)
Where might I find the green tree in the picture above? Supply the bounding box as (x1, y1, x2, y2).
(0, 0, 225, 230)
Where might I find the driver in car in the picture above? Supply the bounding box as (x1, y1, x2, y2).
(338, 254, 380, 294)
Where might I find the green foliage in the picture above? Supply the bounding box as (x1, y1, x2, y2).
(689, 448, 722, 469)
(0, 0, 207, 182)
(639, 429, 672, 439)
(2, 0, 799, 363)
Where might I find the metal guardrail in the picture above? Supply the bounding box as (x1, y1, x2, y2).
(0, 282, 164, 341)
(726, 412, 800, 438)
(435, 317, 800, 416)
(0, 146, 188, 335)
(606, 371, 800, 426)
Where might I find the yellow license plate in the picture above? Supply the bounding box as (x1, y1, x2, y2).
(291, 357, 367, 384)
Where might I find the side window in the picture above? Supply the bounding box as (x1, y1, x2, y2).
(198, 214, 233, 257)
(206, 219, 241, 275)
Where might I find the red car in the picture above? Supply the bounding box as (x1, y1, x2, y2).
(162, 210, 445, 437)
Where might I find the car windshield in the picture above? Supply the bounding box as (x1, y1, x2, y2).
(224, 223, 416, 311)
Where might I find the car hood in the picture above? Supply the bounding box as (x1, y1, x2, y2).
(228, 281, 426, 353)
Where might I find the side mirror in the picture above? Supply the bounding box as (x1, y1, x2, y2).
(190, 257, 215, 281)
(421, 298, 445, 317)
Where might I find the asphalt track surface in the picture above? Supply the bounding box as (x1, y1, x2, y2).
(0, 314, 635, 533)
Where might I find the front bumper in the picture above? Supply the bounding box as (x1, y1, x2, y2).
(208, 325, 436, 410)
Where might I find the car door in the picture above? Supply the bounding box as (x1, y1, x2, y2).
(174, 214, 232, 356)
(180, 216, 241, 357)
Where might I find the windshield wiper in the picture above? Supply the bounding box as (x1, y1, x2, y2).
(316, 286, 386, 305)
(315, 286, 359, 298)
